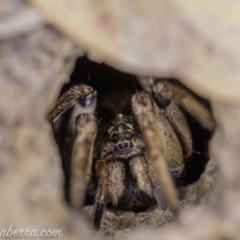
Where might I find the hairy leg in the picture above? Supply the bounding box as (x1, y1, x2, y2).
(48, 84, 97, 205)
(152, 83, 193, 160)
(152, 79, 215, 131)
(93, 159, 109, 229)
(48, 84, 96, 123)
(70, 114, 97, 209)
(132, 92, 179, 213)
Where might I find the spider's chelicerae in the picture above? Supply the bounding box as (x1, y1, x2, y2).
(48, 78, 215, 229)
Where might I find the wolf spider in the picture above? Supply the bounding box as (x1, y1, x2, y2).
(48, 78, 215, 229)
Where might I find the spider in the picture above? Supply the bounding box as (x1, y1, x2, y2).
(48, 77, 215, 229)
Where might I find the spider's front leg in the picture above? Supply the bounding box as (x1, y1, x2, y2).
(48, 84, 97, 124)
(48, 84, 97, 209)
(70, 114, 97, 208)
(132, 92, 179, 213)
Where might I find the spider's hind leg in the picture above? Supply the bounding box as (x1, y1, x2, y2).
(152, 80, 193, 161)
(48, 84, 97, 208)
(152, 79, 215, 131)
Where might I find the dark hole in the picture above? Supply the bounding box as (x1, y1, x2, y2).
(51, 55, 213, 207)
(61, 55, 142, 123)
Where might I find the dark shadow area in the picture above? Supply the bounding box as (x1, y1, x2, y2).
(63, 55, 142, 124)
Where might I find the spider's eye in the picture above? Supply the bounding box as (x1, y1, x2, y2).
(124, 131, 133, 140)
(110, 134, 119, 143)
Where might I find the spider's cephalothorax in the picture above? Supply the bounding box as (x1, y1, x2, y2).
(100, 114, 145, 160)
(95, 114, 157, 213)
(48, 78, 215, 229)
